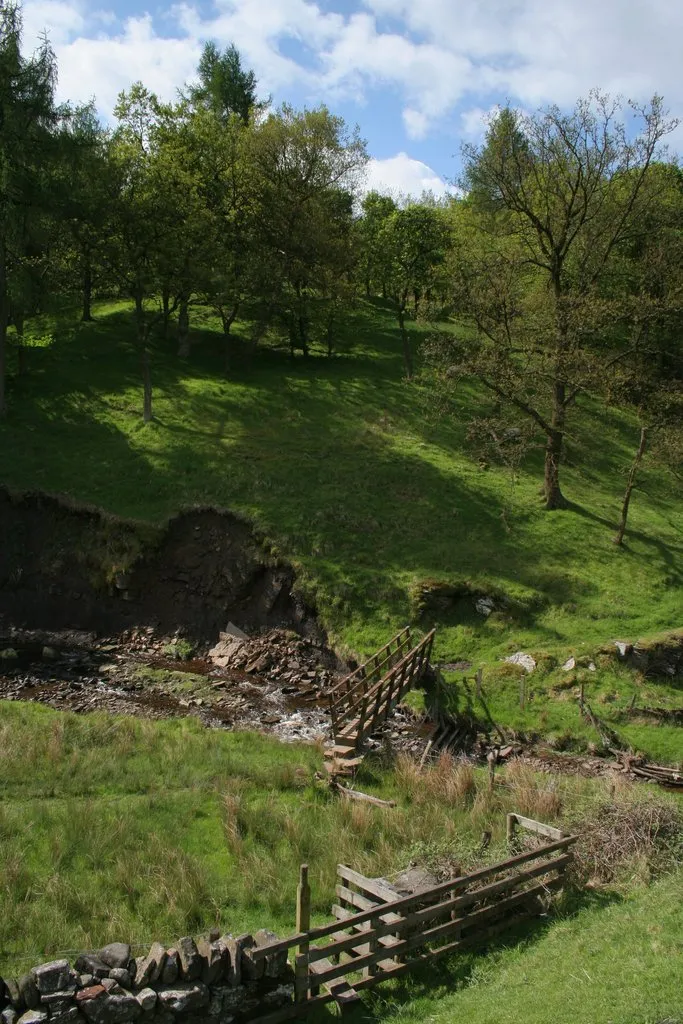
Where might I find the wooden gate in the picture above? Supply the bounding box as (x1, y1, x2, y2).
(248, 814, 575, 1023)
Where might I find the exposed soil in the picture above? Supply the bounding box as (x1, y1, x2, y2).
(0, 488, 323, 641)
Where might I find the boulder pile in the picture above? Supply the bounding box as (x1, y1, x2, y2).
(0, 932, 293, 1024)
(208, 628, 338, 698)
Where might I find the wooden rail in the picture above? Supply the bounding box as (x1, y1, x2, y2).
(328, 628, 412, 713)
(249, 815, 575, 1023)
(325, 629, 435, 774)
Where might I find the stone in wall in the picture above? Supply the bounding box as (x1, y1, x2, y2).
(0, 930, 294, 1024)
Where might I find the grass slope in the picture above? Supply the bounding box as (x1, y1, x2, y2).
(0, 299, 680, 669)
(361, 870, 683, 1024)
(1, 700, 681, 1023)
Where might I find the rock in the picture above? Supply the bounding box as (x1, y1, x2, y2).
(156, 984, 209, 1016)
(159, 953, 178, 988)
(75, 990, 104, 1007)
(39, 991, 76, 1008)
(504, 652, 536, 673)
(260, 984, 294, 1009)
(562, 657, 576, 671)
(73, 960, 108, 982)
(78, 990, 141, 1024)
(220, 937, 248, 988)
(176, 939, 202, 983)
(253, 931, 287, 980)
(106, 973, 130, 991)
(31, 964, 72, 997)
(196, 940, 229, 986)
(0, 648, 18, 661)
(207, 987, 245, 1016)
(99, 982, 123, 997)
(17, 1012, 47, 1024)
(77, 979, 93, 992)
(588, 662, 596, 671)
(614, 641, 632, 657)
(475, 597, 495, 617)
(18, 977, 40, 1011)
(133, 991, 156, 1014)
(208, 639, 245, 669)
(1, 1009, 18, 1024)
(221, 622, 248, 641)
(47, 1008, 80, 1024)
(41, 647, 58, 661)
(5, 980, 24, 1012)
(132, 945, 165, 990)
(96, 948, 130, 973)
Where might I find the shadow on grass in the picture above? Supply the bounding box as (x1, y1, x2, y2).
(306, 888, 623, 1024)
(1, 300, 681, 647)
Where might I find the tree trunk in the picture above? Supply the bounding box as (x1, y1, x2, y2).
(543, 379, 568, 510)
(221, 304, 239, 375)
(295, 281, 309, 357)
(134, 293, 153, 423)
(15, 311, 26, 376)
(177, 296, 190, 358)
(613, 427, 648, 546)
(142, 347, 153, 423)
(398, 300, 413, 379)
(161, 285, 171, 340)
(82, 262, 94, 322)
(0, 236, 7, 418)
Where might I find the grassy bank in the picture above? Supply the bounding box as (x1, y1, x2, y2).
(0, 299, 680, 667)
(1, 700, 681, 1023)
(359, 869, 683, 1024)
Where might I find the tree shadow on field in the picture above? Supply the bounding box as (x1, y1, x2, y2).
(306, 888, 623, 1024)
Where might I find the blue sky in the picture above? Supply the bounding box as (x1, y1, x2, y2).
(21, 0, 683, 196)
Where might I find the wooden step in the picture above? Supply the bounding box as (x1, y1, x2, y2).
(325, 744, 359, 759)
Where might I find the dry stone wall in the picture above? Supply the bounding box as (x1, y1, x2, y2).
(0, 932, 293, 1024)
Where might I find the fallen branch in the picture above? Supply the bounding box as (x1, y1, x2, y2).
(332, 783, 397, 808)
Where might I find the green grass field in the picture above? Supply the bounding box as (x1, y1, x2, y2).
(1, 299, 682, 1020)
(1, 700, 681, 1024)
(1, 298, 681, 666)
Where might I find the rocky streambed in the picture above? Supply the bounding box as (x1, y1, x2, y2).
(0, 625, 343, 743)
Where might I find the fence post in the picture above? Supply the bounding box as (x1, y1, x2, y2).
(487, 750, 497, 792)
(295, 864, 311, 1003)
(506, 813, 516, 844)
(294, 954, 309, 1004)
(296, 863, 311, 938)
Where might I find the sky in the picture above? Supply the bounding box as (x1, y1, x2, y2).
(19, 0, 683, 198)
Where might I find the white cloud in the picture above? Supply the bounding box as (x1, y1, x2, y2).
(364, 153, 452, 198)
(19, 0, 683, 152)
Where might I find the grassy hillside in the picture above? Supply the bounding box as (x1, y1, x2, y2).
(360, 869, 683, 1024)
(2, 699, 681, 1024)
(0, 298, 680, 670)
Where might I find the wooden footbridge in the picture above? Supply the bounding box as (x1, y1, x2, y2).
(325, 627, 435, 776)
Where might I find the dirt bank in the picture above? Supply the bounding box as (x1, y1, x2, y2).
(0, 488, 322, 641)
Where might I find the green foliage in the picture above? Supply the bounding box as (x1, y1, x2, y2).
(0, 298, 681, 668)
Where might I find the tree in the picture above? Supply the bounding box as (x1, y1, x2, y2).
(443, 94, 679, 509)
(188, 41, 263, 125)
(0, 1, 59, 414)
(381, 202, 449, 378)
(357, 191, 396, 297)
(54, 102, 113, 322)
(250, 105, 367, 357)
(107, 84, 189, 421)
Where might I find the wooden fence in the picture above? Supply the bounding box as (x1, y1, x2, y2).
(325, 628, 435, 773)
(249, 814, 575, 1022)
